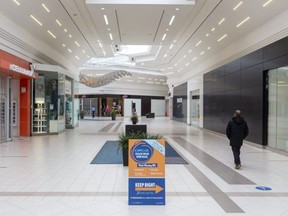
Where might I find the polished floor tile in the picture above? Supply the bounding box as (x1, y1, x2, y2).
(1, 117, 288, 215)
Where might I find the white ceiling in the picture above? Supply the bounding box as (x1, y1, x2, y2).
(0, 0, 288, 89)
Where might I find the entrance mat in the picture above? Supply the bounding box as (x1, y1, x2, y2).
(91, 140, 188, 164)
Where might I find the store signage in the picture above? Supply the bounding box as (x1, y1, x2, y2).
(128, 139, 165, 205)
(65, 80, 72, 95)
(177, 98, 182, 103)
(9, 64, 34, 77)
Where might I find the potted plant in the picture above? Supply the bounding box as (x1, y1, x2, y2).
(79, 110, 86, 119)
(130, 113, 138, 124)
(110, 108, 117, 120)
(118, 131, 162, 166)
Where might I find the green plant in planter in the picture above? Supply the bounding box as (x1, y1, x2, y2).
(110, 108, 117, 120)
(118, 131, 163, 166)
(130, 114, 138, 124)
(79, 110, 86, 119)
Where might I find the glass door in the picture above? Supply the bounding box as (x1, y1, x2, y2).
(268, 67, 288, 152)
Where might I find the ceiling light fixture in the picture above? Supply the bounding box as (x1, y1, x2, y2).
(185, 63, 190, 66)
(62, 44, 66, 47)
(101, 7, 105, 10)
(12, 0, 20, 6)
(47, 30, 56, 38)
(207, 46, 211, 50)
(75, 41, 80, 47)
(211, 27, 215, 31)
(218, 18, 225, 25)
(206, 33, 209, 37)
(169, 44, 173, 49)
(99, 43, 103, 48)
(189, 49, 192, 53)
(87, 55, 90, 58)
(218, 34, 227, 42)
(176, 8, 179, 11)
(174, 63, 178, 66)
(263, 0, 273, 7)
(109, 33, 113, 40)
(146, 81, 154, 84)
(183, 55, 186, 58)
(42, 3, 50, 12)
(164, 54, 168, 58)
(69, 34, 72, 38)
(138, 77, 146, 79)
(162, 34, 167, 41)
(56, 19, 62, 26)
(192, 57, 197, 61)
(104, 15, 109, 25)
(200, 51, 205, 55)
(82, 50, 86, 54)
(166, 72, 173, 75)
(233, 1, 243, 11)
(75, 56, 80, 60)
(64, 28, 67, 32)
(30, 15, 42, 26)
(196, 40, 202, 46)
(236, 16, 250, 27)
(169, 15, 175, 26)
(103, 51, 106, 55)
(68, 49, 72, 53)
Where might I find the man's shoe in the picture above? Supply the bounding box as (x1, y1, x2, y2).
(235, 164, 241, 169)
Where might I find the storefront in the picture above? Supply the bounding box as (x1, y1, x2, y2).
(33, 64, 75, 135)
(0, 49, 35, 143)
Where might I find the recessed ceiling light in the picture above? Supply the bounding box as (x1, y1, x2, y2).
(176, 8, 179, 11)
(196, 40, 202, 46)
(56, 19, 62, 26)
(101, 7, 105, 10)
(109, 33, 113, 40)
(104, 15, 109, 25)
(218, 18, 225, 25)
(164, 54, 168, 58)
(183, 55, 187, 58)
(127, 80, 133, 82)
(185, 63, 190, 66)
(68, 49, 72, 53)
(263, 0, 273, 7)
(192, 57, 197, 61)
(82, 50, 86, 54)
(207, 46, 211, 50)
(103, 51, 106, 55)
(108, 28, 111, 31)
(64, 28, 68, 32)
(87, 55, 90, 58)
(166, 72, 173, 75)
(162, 34, 167, 41)
(30, 15, 42, 26)
(138, 77, 146, 79)
(166, 28, 169, 31)
(12, 0, 20, 6)
(169, 15, 175, 26)
(200, 51, 205, 55)
(47, 30, 56, 38)
(146, 81, 154, 84)
(69, 34, 72, 38)
(188, 49, 192, 53)
(218, 34, 227, 42)
(62, 44, 66, 47)
(169, 44, 173, 49)
(174, 63, 178, 66)
(42, 3, 50, 13)
(206, 33, 209, 37)
(75, 41, 80, 47)
(211, 27, 215, 31)
(75, 56, 80, 60)
(233, 1, 243, 11)
(155, 82, 160, 84)
(99, 43, 103, 48)
(236, 16, 250, 28)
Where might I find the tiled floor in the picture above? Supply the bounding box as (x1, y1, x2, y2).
(1, 117, 288, 215)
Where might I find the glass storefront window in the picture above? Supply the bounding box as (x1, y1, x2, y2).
(268, 67, 288, 152)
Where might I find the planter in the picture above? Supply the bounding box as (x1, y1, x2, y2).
(122, 148, 128, 166)
(132, 120, 137, 125)
(111, 113, 116, 120)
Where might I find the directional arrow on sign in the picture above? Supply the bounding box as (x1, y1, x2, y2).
(135, 185, 163, 194)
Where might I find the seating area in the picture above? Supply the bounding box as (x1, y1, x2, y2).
(146, 112, 155, 118)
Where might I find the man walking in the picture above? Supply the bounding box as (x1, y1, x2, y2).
(226, 110, 249, 169)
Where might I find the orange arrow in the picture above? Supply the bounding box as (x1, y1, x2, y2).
(135, 185, 163, 194)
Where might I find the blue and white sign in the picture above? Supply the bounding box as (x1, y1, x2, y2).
(256, 186, 272, 191)
(129, 178, 165, 205)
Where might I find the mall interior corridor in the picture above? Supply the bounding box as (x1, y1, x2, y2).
(1, 117, 288, 216)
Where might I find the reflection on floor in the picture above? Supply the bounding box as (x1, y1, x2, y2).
(1, 117, 288, 216)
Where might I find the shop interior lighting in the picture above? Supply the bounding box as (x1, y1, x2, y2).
(233, 1, 243, 11)
(42, 3, 50, 12)
(236, 17, 250, 27)
(30, 15, 43, 26)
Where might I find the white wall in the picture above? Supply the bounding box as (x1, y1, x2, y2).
(151, 99, 165, 116)
(123, 98, 141, 117)
(187, 75, 203, 128)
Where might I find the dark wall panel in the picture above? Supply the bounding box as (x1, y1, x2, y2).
(173, 83, 188, 123)
(204, 36, 288, 145)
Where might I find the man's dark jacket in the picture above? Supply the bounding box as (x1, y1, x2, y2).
(226, 116, 249, 146)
